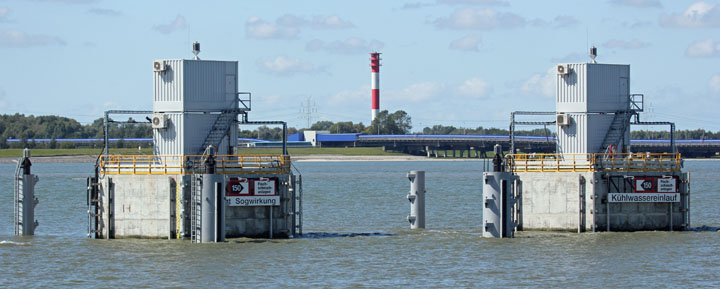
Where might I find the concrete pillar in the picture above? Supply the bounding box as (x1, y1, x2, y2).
(482, 172, 517, 238)
(406, 171, 425, 229)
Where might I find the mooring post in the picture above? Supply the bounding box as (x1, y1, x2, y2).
(16, 148, 39, 236)
(406, 171, 425, 229)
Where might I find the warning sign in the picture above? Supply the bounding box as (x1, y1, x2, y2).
(227, 178, 249, 196)
(657, 177, 677, 193)
(254, 179, 276, 196)
(634, 177, 655, 193)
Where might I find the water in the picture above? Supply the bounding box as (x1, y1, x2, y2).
(0, 160, 718, 287)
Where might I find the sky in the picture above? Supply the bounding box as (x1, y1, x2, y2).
(0, 0, 719, 132)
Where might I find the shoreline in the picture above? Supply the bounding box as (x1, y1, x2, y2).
(1, 154, 718, 164)
(0, 154, 484, 164)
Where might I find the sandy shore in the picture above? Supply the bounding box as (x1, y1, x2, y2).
(0, 154, 483, 164)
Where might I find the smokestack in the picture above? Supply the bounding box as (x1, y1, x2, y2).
(370, 52, 381, 121)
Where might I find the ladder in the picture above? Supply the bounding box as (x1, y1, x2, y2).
(13, 158, 22, 235)
(198, 110, 237, 155)
(600, 112, 633, 154)
(86, 174, 100, 238)
(190, 175, 203, 243)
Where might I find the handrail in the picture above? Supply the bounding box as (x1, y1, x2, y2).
(507, 152, 681, 172)
(99, 154, 291, 175)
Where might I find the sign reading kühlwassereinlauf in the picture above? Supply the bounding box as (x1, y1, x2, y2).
(608, 193, 679, 203)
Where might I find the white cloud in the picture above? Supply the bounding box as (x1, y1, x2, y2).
(0, 29, 66, 47)
(389, 82, 446, 102)
(306, 38, 384, 54)
(29, 0, 97, 4)
(521, 67, 555, 98)
(530, 15, 579, 28)
(247, 14, 353, 39)
(449, 34, 482, 51)
(438, 0, 509, 5)
(0, 7, 8, 21)
(311, 15, 355, 29)
(621, 20, 652, 29)
(246, 16, 299, 39)
(603, 39, 650, 49)
(685, 38, 720, 57)
(402, 2, 433, 9)
(88, 8, 122, 16)
(433, 8, 525, 30)
(660, 1, 720, 28)
(153, 15, 186, 34)
(710, 75, 720, 93)
(257, 56, 325, 76)
(551, 52, 586, 63)
(0, 87, 6, 111)
(610, 0, 662, 8)
(328, 85, 368, 106)
(456, 77, 491, 98)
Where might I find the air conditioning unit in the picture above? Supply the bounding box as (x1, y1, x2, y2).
(151, 113, 168, 129)
(153, 60, 166, 72)
(556, 113, 570, 126)
(557, 64, 570, 75)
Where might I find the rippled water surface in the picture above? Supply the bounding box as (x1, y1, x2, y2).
(1, 160, 718, 287)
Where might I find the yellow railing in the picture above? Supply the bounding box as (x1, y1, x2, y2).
(99, 154, 291, 175)
(507, 153, 682, 172)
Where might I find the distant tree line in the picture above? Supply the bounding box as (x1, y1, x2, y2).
(2, 113, 719, 148)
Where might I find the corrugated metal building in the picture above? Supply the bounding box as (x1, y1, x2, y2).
(152, 59, 238, 156)
(556, 63, 631, 155)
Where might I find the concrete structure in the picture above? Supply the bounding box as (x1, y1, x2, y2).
(89, 48, 302, 240)
(517, 171, 689, 231)
(505, 57, 691, 233)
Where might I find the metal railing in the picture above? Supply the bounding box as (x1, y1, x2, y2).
(507, 153, 682, 172)
(99, 154, 291, 175)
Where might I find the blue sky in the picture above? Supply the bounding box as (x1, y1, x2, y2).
(0, 0, 719, 131)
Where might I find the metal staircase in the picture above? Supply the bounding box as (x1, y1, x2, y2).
(600, 112, 633, 153)
(599, 94, 644, 154)
(190, 174, 202, 243)
(198, 110, 237, 155)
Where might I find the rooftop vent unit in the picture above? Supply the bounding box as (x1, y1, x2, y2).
(556, 113, 570, 126)
(151, 113, 168, 129)
(557, 64, 570, 75)
(153, 60, 166, 72)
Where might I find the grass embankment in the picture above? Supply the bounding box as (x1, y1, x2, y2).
(0, 148, 153, 158)
(0, 147, 405, 157)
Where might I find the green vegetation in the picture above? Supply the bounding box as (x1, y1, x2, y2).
(0, 148, 153, 158)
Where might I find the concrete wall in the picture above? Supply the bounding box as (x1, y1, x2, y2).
(516, 171, 596, 231)
(517, 171, 689, 232)
(98, 172, 295, 239)
(99, 174, 177, 238)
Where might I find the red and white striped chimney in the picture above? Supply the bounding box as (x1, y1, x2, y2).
(370, 52, 381, 121)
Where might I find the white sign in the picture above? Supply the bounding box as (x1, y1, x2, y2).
(657, 178, 677, 193)
(225, 196, 280, 206)
(609, 193, 679, 203)
(254, 180, 276, 196)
